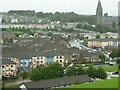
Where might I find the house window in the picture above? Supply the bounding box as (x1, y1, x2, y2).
(60, 56, 62, 59)
(41, 61, 43, 63)
(11, 65, 13, 67)
(37, 57, 39, 59)
(2, 66, 4, 68)
(11, 70, 13, 72)
(36, 61, 39, 63)
(60, 60, 62, 62)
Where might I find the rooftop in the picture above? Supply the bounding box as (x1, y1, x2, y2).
(89, 39, 118, 42)
(24, 74, 92, 89)
(2, 59, 16, 64)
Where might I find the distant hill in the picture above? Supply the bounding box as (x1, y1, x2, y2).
(7, 10, 96, 25)
(8, 10, 36, 17)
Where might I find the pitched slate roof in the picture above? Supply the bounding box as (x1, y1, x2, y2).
(24, 74, 92, 89)
(89, 39, 118, 42)
(2, 59, 16, 64)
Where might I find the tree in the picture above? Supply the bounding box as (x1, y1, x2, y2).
(21, 72, 28, 83)
(96, 35, 100, 39)
(94, 25, 117, 33)
(47, 32, 53, 36)
(86, 66, 96, 79)
(76, 24, 83, 29)
(30, 67, 42, 81)
(65, 66, 77, 76)
(96, 67, 107, 79)
(117, 58, 120, 70)
(117, 58, 120, 64)
(112, 21, 116, 29)
(110, 49, 118, 58)
(99, 53, 106, 60)
(104, 13, 108, 17)
(76, 67, 86, 75)
(30, 63, 64, 81)
(84, 24, 94, 30)
(2, 82, 5, 90)
(83, 40, 88, 46)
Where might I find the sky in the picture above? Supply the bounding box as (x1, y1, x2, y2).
(0, 0, 119, 16)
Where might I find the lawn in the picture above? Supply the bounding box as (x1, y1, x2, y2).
(63, 78, 119, 88)
(101, 65, 118, 72)
(75, 64, 118, 72)
(5, 83, 21, 88)
(75, 64, 93, 67)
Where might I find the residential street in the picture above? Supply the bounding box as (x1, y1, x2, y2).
(5, 79, 31, 86)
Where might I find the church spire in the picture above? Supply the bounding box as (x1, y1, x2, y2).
(96, 0, 103, 25)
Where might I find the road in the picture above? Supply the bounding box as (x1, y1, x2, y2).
(82, 64, 117, 69)
(5, 79, 31, 86)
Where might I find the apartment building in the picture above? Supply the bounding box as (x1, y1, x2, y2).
(2, 59, 17, 77)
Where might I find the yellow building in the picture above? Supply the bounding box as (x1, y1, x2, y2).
(32, 54, 65, 68)
(32, 56, 47, 68)
(84, 34, 96, 40)
(88, 39, 118, 48)
(9, 58, 20, 69)
(54, 56, 65, 67)
(2, 59, 17, 77)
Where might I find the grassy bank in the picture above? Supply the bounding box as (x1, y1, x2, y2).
(63, 77, 118, 88)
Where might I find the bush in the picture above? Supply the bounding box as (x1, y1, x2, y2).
(65, 66, 77, 76)
(30, 63, 64, 81)
(86, 66, 96, 79)
(72, 80, 81, 85)
(76, 67, 86, 75)
(9, 76, 19, 80)
(2, 76, 19, 81)
(96, 67, 107, 79)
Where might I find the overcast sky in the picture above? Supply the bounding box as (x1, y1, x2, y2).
(0, 0, 119, 16)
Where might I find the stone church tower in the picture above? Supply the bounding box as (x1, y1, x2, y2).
(96, 0, 103, 25)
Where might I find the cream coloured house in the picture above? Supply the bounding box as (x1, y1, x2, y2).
(32, 56, 47, 68)
(32, 53, 65, 68)
(88, 39, 118, 48)
(2, 59, 17, 77)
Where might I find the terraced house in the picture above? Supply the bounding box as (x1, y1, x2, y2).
(19, 58, 32, 72)
(32, 53, 65, 68)
(88, 39, 118, 48)
(2, 59, 17, 77)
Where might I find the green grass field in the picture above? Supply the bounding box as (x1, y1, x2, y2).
(75, 64, 118, 72)
(5, 83, 21, 88)
(63, 78, 119, 88)
(75, 64, 93, 67)
(100, 65, 118, 72)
